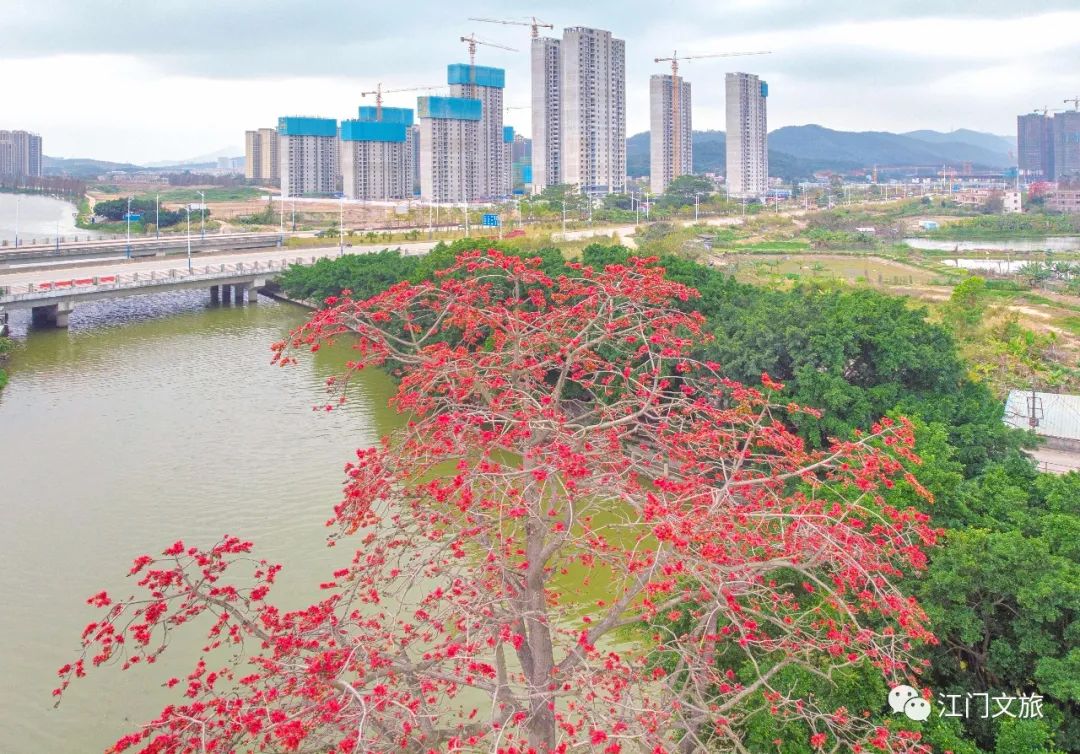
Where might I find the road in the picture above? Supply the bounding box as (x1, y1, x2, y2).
(0, 241, 440, 290)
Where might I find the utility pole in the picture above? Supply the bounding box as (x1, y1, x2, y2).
(694, 193, 700, 221)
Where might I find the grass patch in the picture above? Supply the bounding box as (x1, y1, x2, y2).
(138, 187, 268, 203)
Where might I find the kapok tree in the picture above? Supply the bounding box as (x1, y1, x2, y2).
(57, 251, 939, 753)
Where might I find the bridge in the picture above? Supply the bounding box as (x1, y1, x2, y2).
(0, 231, 300, 268)
(0, 241, 438, 332)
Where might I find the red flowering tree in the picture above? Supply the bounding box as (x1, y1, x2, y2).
(57, 252, 939, 753)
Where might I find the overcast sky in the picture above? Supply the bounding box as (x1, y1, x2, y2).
(3, 0, 1079, 164)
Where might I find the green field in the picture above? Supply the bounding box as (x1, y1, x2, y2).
(136, 187, 269, 203)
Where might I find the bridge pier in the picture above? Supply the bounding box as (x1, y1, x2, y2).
(210, 285, 220, 304)
(31, 301, 74, 328)
(221, 285, 233, 304)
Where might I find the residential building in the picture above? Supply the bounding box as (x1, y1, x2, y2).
(0, 130, 43, 178)
(725, 73, 768, 199)
(502, 127, 515, 197)
(411, 124, 421, 196)
(530, 26, 626, 195)
(559, 27, 626, 194)
(1017, 113, 1054, 181)
(1047, 186, 1080, 213)
(511, 133, 531, 194)
(244, 130, 261, 181)
(530, 36, 562, 192)
(1003, 189, 1022, 213)
(278, 117, 339, 198)
(649, 73, 693, 195)
(417, 96, 482, 203)
(340, 107, 415, 201)
(244, 127, 280, 185)
(1052, 110, 1080, 182)
(448, 64, 506, 200)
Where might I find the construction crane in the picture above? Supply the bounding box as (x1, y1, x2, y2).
(469, 16, 554, 39)
(653, 50, 771, 183)
(458, 34, 518, 96)
(360, 83, 441, 120)
(1065, 96, 1080, 111)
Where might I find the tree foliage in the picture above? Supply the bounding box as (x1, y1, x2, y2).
(58, 252, 940, 754)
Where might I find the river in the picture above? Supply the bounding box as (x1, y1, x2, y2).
(0, 193, 101, 245)
(903, 236, 1080, 252)
(0, 292, 400, 753)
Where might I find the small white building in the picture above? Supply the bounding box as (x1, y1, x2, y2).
(1003, 190, 1023, 214)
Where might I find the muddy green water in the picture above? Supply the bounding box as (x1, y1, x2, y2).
(0, 292, 401, 752)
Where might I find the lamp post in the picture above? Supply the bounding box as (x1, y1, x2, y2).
(198, 190, 205, 240)
(126, 196, 132, 258)
(155, 192, 160, 240)
(14, 194, 20, 248)
(185, 207, 193, 272)
(694, 193, 700, 222)
(561, 199, 566, 234)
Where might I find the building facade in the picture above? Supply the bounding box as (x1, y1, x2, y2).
(1052, 110, 1080, 183)
(0, 130, 43, 178)
(448, 64, 506, 200)
(244, 130, 261, 182)
(725, 72, 769, 199)
(1017, 113, 1054, 181)
(417, 96, 482, 203)
(245, 127, 281, 185)
(340, 107, 415, 201)
(559, 27, 626, 195)
(649, 74, 693, 195)
(1047, 187, 1080, 213)
(278, 117, 339, 198)
(530, 36, 562, 193)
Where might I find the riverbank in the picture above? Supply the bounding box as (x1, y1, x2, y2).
(0, 336, 11, 391)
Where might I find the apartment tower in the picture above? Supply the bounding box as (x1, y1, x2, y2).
(1052, 110, 1080, 182)
(1017, 113, 1054, 181)
(530, 26, 626, 194)
(0, 130, 43, 178)
(725, 72, 769, 199)
(649, 74, 693, 195)
(278, 117, 339, 198)
(448, 64, 507, 200)
(244, 129, 279, 184)
(530, 36, 562, 192)
(417, 96, 482, 203)
(340, 106, 415, 201)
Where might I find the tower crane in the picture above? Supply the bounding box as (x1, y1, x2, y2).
(360, 83, 441, 121)
(468, 16, 554, 39)
(1065, 96, 1080, 111)
(652, 50, 772, 183)
(458, 34, 518, 96)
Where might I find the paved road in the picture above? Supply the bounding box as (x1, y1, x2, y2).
(0, 241, 439, 290)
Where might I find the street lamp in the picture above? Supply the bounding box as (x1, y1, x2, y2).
(694, 193, 700, 222)
(14, 194, 20, 248)
(185, 206, 193, 272)
(126, 196, 132, 258)
(198, 190, 205, 240)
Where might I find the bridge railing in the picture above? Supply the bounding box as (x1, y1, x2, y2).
(0, 257, 317, 304)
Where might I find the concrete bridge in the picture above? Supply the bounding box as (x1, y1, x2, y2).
(0, 241, 439, 334)
(0, 231, 298, 268)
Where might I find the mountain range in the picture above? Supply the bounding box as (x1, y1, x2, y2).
(45, 126, 1016, 183)
(627, 125, 1016, 180)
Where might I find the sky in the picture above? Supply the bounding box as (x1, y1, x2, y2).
(2, 0, 1079, 164)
